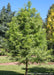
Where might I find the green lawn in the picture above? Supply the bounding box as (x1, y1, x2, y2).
(0, 64, 54, 75)
(0, 56, 54, 75)
(0, 65, 24, 75)
(0, 56, 16, 63)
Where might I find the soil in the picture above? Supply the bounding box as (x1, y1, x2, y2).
(0, 56, 54, 65)
(0, 62, 54, 65)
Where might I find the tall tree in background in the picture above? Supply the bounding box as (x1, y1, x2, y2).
(6, 1, 47, 75)
(46, 4, 54, 52)
(0, 3, 15, 48)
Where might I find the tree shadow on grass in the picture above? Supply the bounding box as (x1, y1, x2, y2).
(0, 70, 24, 75)
(23, 66, 54, 74)
(28, 66, 54, 74)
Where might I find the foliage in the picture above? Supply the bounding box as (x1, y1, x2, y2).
(6, 1, 47, 62)
(46, 4, 54, 52)
(31, 49, 54, 63)
(6, 1, 47, 75)
(0, 48, 6, 56)
(0, 3, 15, 49)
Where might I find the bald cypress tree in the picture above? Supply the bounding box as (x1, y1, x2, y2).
(6, 1, 47, 75)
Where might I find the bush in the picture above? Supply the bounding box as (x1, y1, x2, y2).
(0, 48, 7, 56)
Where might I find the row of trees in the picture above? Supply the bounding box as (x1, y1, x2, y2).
(0, 3, 54, 52)
(0, 1, 54, 75)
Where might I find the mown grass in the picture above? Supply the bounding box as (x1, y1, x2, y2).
(0, 56, 54, 75)
(0, 64, 54, 75)
(0, 56, 16, 63)
(0, 65, 24, 75)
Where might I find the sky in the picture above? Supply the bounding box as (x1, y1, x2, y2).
(0, 0, 54, 20)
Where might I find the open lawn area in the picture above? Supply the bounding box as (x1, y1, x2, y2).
(0, 64, 54, 75)
(0, 56, 54, 75)
(0, 56, 16, 63)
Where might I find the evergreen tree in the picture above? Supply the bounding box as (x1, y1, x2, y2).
(7, 3, 11, 12)
(0, 3, 15, 48)
(6, 1, 47, 75)
(46, 4, 54, 52)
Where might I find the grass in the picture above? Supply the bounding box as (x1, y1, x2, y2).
(0, 56, 16, 63)
(28, 64, 54, 74)
(0, 64, 54, 75)
(0, 65, 24, 75)
(0, 56, 54, 75)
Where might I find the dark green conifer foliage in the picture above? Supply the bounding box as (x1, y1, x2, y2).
(0, 3, 15, 48)
(7, 3, 11, 12)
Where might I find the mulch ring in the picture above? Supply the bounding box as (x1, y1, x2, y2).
(0, 62, 54, 65)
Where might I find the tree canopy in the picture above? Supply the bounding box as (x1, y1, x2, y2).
(0, 3, 15, 48)
(6, 1, 47, 75)
(46, 4, 54, 51)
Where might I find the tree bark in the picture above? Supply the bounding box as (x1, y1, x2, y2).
(25, 58, 28, 75)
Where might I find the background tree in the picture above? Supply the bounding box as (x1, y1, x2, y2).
(46, 4, 54, 53)
(0, 3, 15, 49)
(6, 1, 47, 75)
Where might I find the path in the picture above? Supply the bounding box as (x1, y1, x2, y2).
(0, 62, 54, 65)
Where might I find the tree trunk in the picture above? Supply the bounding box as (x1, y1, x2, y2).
(25, 58, 28, 75)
